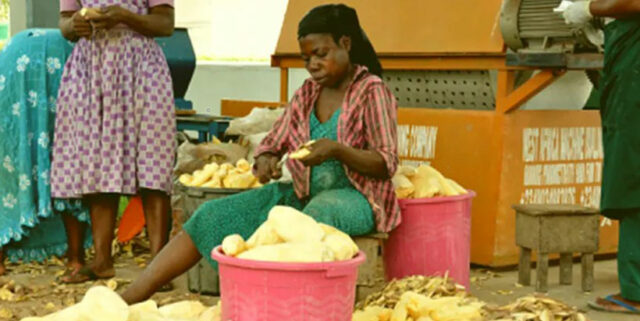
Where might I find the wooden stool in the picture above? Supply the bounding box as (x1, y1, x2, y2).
(354, 233, 388, 301)
(513, 204, 599, 293)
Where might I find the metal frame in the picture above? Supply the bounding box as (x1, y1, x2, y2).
(272, 54, 588, 113)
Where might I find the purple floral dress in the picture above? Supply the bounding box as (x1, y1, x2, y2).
(51, 0, 176, 198)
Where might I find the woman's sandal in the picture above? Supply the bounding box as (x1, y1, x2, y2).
(588, 295, 640, 314)
(58, 266, 114, 284)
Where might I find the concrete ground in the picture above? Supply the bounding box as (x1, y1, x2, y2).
(470, 259, 632, 321)
(0, 256, 634, 320)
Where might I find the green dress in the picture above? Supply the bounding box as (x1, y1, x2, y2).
(184, 108, 375, 267)
(599, 19, 640, 301)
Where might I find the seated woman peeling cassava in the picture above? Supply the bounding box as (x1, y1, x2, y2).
(122, 3, 401, 304)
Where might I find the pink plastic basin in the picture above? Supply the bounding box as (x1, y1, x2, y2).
(383, 192, 475, 289)
(211, 246, 366, 321)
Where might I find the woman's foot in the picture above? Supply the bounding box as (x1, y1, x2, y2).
(66, 259, 84, 271)
(59, 263, 115, 284)
(57, 260, 84, 282)
(589, 294, 640, 314)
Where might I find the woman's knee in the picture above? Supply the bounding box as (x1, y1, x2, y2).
(303, 206, 338, 226)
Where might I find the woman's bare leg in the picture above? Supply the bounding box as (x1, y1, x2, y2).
(140, 189, 170, 258)
(121, 231, 201, 304)
(62, 213, 86, 270)
(87, 193, 119, 277)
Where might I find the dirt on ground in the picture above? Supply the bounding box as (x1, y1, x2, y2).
(0, 237, 218, 321)
(0, 236, 630, 321)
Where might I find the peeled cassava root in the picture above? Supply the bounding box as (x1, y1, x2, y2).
(221, 234, 246, 256)
(354, 293, 588, 321)
(354, 291, 484, 321)
(221, 206, 359, 263)
(353, 275, 587, 321)
(20, 286, 221, 321)
(289, 140, 316, 160)
(392, 165, 468, 199)
(238, 242, 335, 262)
(289, 148, 311, 160)
(80, 8, 101, 19)
(179, 158, 260, 189)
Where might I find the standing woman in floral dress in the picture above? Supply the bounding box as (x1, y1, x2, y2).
(52, 0, 176, 283)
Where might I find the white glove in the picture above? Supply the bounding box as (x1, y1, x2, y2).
(563, 0, 593, 25)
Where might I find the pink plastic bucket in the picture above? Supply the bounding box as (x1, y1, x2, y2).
(383, 192, 475, 289)
(211, 247, 366, 321)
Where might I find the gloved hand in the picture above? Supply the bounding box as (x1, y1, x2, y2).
(563, 0, 593, 25)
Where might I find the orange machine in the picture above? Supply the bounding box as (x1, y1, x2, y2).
(224, 0, 616, 267)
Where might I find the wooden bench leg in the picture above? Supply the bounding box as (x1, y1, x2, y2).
(559, 253, 573, 285)
(536, 252, 549, 293)
(582, 253, 594, 292)
(518, 247, 532, 286)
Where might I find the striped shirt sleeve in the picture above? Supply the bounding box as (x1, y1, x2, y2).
(363, 82, 399, 177)
(254, 94, 299, 158)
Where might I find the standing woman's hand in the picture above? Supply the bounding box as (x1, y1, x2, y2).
(90, 6, 130, 31)
(71, 10, 93, 39)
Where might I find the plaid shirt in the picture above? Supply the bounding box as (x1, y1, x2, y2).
(255, 66, 401, 232)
